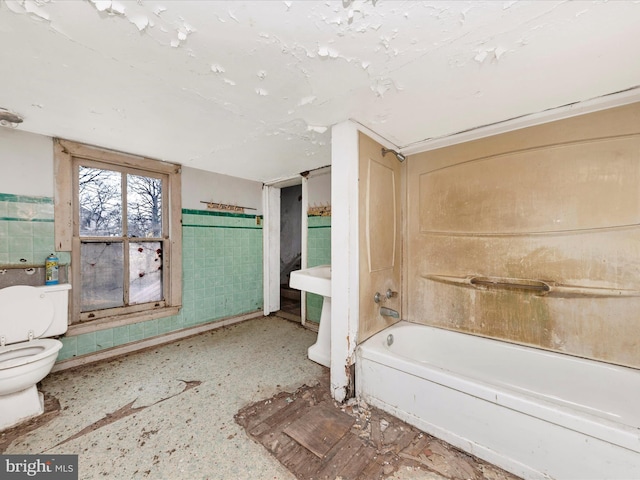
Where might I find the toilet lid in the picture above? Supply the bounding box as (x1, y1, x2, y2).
(0, 286, 54, 345)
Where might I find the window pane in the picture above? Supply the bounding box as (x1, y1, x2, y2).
(81, 242, 124, 311)
(127, 174, 162, 238)
(79, 166, 122, 237)
(129, 242, 163, 304)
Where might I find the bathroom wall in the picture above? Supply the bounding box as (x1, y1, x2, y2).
(181, 166, 263, 213)
(0, 129, 70, 270)
(0, 128, 264, 361)
(307, 169, 331, 207)
(0, 193, 68, 269)
(0, 128, 54, 197)
(305, 169, 331, 323)
(306, 215, 331, 322)
(406, 102, 640, 369)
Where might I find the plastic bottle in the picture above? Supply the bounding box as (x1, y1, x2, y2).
(45, 253, 59, 285)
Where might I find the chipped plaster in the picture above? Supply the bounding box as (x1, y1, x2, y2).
(0, 0, 639, 182)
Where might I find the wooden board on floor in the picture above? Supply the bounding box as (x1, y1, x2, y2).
(283, 400, 355, 458)
(235, 372, 523, 480)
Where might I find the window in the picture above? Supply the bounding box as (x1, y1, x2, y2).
(54, 139, 182, 332)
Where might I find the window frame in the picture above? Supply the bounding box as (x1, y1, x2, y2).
(54, 139, 182, 335)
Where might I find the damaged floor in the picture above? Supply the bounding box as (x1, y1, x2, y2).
(235, 371, 520, 480)
(2, 315, 521, 480)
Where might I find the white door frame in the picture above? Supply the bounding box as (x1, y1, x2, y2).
(262, 184, 281, 315)
(262, 176, 306, 317)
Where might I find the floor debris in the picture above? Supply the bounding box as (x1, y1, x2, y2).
(235, 371, 522, 480)
(2, 316, 325, 479)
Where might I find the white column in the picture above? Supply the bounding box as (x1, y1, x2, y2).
(330, 120, 359, 402)
(300, 175, 309, 326)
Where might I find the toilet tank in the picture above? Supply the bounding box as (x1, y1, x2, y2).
(38, 283, 72, 337)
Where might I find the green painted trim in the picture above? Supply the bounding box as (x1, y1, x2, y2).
(182, 224, 262, 230)
(0, 193, 53, 204)
(308, 225, 331, 229)
(0, 217, 54, 222)
(182, 208, 261, 219)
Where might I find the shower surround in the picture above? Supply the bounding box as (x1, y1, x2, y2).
(355, 102, 640, 478)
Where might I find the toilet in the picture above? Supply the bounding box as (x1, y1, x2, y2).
(0, 283, 71, 431)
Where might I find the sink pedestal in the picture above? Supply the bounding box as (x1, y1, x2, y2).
(289, 265, 331, 368)
(307, 297, 331, 368)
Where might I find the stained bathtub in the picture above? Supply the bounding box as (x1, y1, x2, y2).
(356, 321, 640, 479)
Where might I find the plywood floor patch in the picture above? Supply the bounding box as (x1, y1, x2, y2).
(234, 371, 522, 480)
(283, 401, 354, 458)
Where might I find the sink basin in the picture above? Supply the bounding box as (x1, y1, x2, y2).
(289, 264, 332, 368)
(290, 265, 331, 298)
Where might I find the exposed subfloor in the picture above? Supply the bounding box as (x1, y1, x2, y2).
(2, 316, 521, 480)
(236, 371, 520, 480)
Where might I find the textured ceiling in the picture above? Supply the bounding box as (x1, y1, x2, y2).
(1, 0, 639, 182)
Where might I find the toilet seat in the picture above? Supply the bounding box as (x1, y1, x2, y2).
(0, 339, 62, 371)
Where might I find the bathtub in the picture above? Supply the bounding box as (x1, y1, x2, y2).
(355, 321, 640, 479)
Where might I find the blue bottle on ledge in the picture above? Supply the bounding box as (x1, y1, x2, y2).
(45, 253, 59, 285)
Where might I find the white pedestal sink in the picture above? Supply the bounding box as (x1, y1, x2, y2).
(289, 265, 331, 368)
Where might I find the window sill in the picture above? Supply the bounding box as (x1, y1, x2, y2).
(66, 305, 181, 336)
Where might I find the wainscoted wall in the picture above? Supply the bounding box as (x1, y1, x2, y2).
(182, 209, 263, 318)
(0, 193, 70, 267)
(406, 102, 640, 369)
(0, 195, 263, 361)
(58, 209, 263, 359)
(306, 214, 331, 323)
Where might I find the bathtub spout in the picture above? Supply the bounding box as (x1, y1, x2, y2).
(379, 307, 399, 319)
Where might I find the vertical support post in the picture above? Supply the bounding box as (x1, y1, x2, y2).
(300, 175, 309, 326)
(331, 121, 360, 402)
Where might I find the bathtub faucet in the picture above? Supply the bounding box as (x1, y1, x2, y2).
(379, 307, 399, 319)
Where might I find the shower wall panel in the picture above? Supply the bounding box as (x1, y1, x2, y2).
(358, 134, 403, 342)
(406, 102, 640, 368)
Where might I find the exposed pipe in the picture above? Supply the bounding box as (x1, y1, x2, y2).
(381, 147, 406, 162)
(0, 108, 23, 128)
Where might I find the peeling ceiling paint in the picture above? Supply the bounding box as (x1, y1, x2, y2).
(0, 0, 639, 182)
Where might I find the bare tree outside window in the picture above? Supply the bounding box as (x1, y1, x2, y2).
(128, 174, 162, 238)
(78, 165, 164, 312)
(79, 166, 122, 237)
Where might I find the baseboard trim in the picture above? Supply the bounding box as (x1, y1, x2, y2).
(52, 311, 263, 372)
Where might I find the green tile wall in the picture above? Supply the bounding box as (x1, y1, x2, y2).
(58, 209, 264, 360)
(181, 210, 264, 324)
(306, 215, 331, 323)
(0, 193, 264, 361)
(0, 193, 70, 265)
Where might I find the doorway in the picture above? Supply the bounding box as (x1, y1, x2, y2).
(279, 184, 302, 318)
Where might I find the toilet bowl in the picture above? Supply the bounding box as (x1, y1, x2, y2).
(0, 283, 71, 431)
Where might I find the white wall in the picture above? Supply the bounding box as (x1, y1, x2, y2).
(0, 128, 54, 196)
(308, 169, 331, 206)
(0, 128, 264, 214)
(181, 166, 263, 214)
